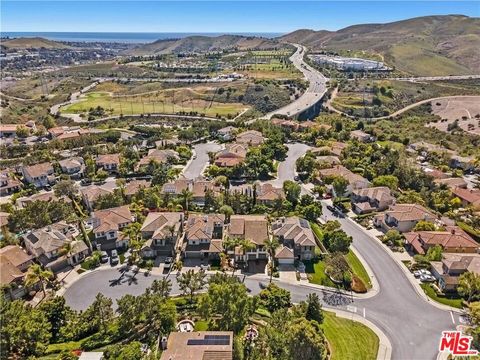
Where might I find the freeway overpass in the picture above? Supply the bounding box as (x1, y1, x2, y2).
(264, 43, 329, 120)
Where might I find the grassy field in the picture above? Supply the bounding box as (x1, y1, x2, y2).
(420, 284, 464, 309)
(333, 78, 480, 118)
(323, 311, 379, 360)
(61, 88, 247, 118)
(237, 59, 301, 79)
(345, 250, 372, 289)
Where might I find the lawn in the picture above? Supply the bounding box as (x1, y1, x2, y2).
(322, 311, 379, 360)
(420, 283, 464, 309)
(345, 250, 372, 289)
(304, 259, 337, 288)
(61, 89, 247, 118)
(194, 320, 209, 331)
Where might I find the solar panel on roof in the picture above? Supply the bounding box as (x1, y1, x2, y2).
(187, 335, 230, 346)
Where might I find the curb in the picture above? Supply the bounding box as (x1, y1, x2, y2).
(344, 215, 463, 313)
(332, 308, 392, 360)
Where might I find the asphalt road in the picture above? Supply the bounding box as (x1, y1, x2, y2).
(267, 142, 311, 187)
(181, 142, 222, 180)
(265, 43, 328, 119)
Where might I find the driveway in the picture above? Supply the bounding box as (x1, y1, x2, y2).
(182, 142, 222, 180)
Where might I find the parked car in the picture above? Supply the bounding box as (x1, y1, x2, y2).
(100, 251, 109, 263)
(420, 274, 436, 283)
(200, 264, 210, 271)
(327, 205, 335, 213)
(164, 257, 173, 269)
(110, 250, 119, 265)
(80, 179, 92, 186)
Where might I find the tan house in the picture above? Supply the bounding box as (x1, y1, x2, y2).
(217, 126, 237, 141)
(160, 331, 233, 360)
(192, 178, 221, 206)
(404, 227, 479, 255)
(124, 180, 151, 198)
(16, 191, 71, 209)
(235, 130, 264, 147)
(228, 215, 270, 267)
(350, 129, 372, 142)
(88, 206, 134, 250)
(431, 253, 480, 292)
(214, 143, 247, 168)
(272, 217, 316, 263)
(0, 171, 22, 196)
(183, 214, 225, 259)
(59, 157, 85, 179)
(0, 245, 34, 300)
(80, 185, 115, 211)
(23, 222, 88, 273)
(136, 149, 179, 170)
(96, 154, 120, 173)
(374, 203, 437, 233)
(434, 177, 468, 189)
(317, 165, 370, 196)
(140, 212, 183, 257)
(21, 162, 55, 188)
(162, 177, 192, 197)
(256, 183, 285, 205)
(451, 187, 480, 210)
(351, 186, 395, 214)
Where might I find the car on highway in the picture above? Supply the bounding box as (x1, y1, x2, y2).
(110, 250, 119, 266)
(100, 251, 109, 263)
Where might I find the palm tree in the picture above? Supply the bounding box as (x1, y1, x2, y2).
(180, 189, 193, 212)
(122, 223, 142, 264)
(264, 238, 280, 283)
(150, 278, 172, 298)
(25, 264, 53, 298)
(233, 239, 256, 276)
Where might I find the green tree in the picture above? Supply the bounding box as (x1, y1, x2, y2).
(283, 180, 301, 205)
(413, 221, 437, 232)
(458, 272, 480, 303)
(90, 293, 114, 334)
(106, 341, 143, 360)
(259, 283, 291, 313)
(219, 204, 234, 221)
(54, 179, 79, 199)
(305, 293, 324, 324)
(176, 269, 207, 303)
(332, 176, 348, 197)
(426, 244, 443, 261)
(382, 229, 403, 246)
(264, 238, 280, 282)
(198, 275, 257, 334)
(372, 175, 399, 190)
(179, 189, 193, 211)
(288, 318, 328, 360)
(323, 228, 352, 254)
(0, 299, 52, 358)
(150, 278, 172, 298)
(38, 296, 72, 342)
(25, 264, 53, 297)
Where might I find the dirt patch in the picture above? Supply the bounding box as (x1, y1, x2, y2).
(427, 96, 480, 135)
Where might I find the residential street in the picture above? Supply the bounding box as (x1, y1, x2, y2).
(267, 142, 311, 187)
(181, 142, 222, 180)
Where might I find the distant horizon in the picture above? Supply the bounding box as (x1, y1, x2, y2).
(1, 1, 478, 33)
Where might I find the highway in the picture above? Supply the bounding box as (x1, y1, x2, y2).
(264, 43, 329, 119)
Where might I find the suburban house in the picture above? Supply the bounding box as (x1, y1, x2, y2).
(271, 118, 299, 131)
(434, 177, 468, 189)
(451, 187, 480, 211)
(272, 217, 317, 263)
(22, 222, 89, 273)
(80, 185, 115, 211)
(228, 215, 270, 267)
(449, 155, 477, 172)
(183, 214, 225, 259)
(351, 186, 395, 214)
(160, 331, 233, 360)
(0, 171, 22, 196)
(136, 149, 179, 170)
(329, 141, 348, 157)
(255, 183, 285, 205)
(235, 130, 264, 147)
(350, 129, 372, 142)
(317, 165, 370, 196)
(124, 180, 151, 199)
(404, 227, 479, 255)
(155, 138, 180, 148)
(192, 178, 221, 206)
(0, 122, 35, 138)
(96, 154, 120, 173)
(140, 212, 183, 258)
(217, 126, 236, 141)
(88, 206, 134, 250)
(21, 162, 55, 188)
(162, 177, 192, 197)
(316, 155, 341, 167)
(374, 203, 437, 233)
(214, 143, 248, 167)
(0, 245, 34, 300)
(49, 126, 90, 140)
(16, 192, 71, 209)
(59, 157, 85, 179)
(431, 253, 480, 292)
(423, 168, 449, 179)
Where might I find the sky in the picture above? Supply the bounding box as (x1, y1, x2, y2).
(1, 1, 479, 33)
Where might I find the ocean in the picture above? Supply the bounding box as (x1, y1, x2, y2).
(1, 32, 283, 44)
